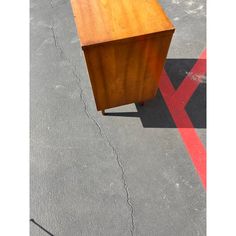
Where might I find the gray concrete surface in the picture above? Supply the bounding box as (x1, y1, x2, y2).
(30, 0, 206, 235)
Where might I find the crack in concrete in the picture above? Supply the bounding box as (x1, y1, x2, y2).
(49, 18, 136, 236)
(106, 138, 135, 236)
(49, 0, 54, 8)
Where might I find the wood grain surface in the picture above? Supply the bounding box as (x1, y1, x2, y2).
(71, 0, 174, 47)
(83, 34, 173, 110)
(70, 0, 175, 111)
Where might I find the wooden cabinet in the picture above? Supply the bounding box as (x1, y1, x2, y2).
(70, 0, 175, 112)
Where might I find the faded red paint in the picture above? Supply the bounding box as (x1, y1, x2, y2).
(159, 49, 206, 189)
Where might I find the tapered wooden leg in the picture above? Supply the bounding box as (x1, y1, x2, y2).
(102, 110, 106, 115)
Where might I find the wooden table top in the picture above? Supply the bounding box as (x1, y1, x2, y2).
(70, 0, 175, 48)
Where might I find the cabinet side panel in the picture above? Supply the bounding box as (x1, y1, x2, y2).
(83, 34, 173, 111)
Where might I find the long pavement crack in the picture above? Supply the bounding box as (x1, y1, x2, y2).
(49, 0, 54, 8)
(49, 19, 135, 236)
(30, 219, 54, 236)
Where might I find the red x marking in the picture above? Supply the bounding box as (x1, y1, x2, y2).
(159, 49, 206, 189)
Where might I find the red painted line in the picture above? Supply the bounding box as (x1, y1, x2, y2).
(172, 50, 206, 107)
(159, 49, 207, 189)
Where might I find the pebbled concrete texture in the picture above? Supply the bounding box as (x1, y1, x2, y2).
(30, 0, 206, 235)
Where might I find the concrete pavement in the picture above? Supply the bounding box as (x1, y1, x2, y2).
(30, 0, 206, 235)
